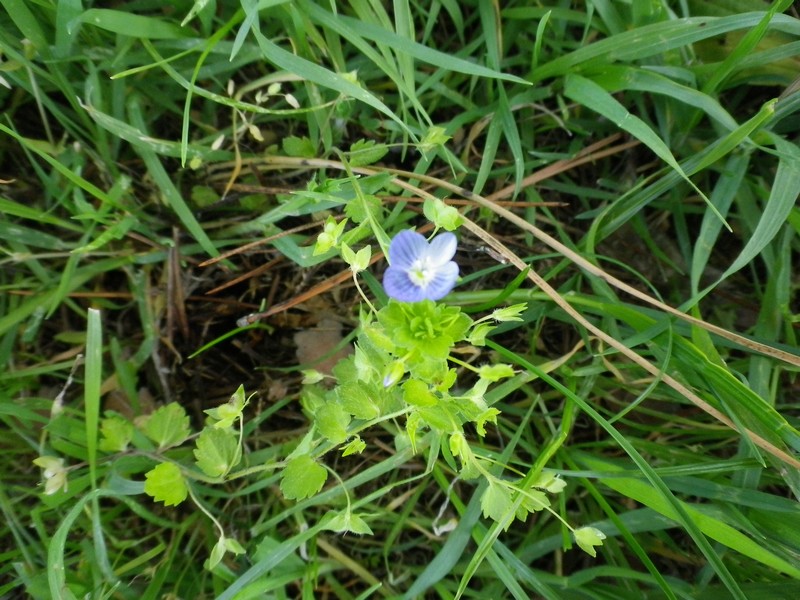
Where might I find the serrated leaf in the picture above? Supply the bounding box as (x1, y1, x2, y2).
(480, 480, 513, 527)
(315, 403, 351, 444)
(522, 488, 550, 513)
(194, 428, 241, 478)
(282, 135, 315, 157)
(348, 139, 389, 167)
(280, 455, 327, 500)
(99, 414, 134, 452)
(337, 382, 380, 420)
(144, 462, 188, 506)
(418, 402, 458, 433)
(402, 379, 437, 407)
(143, 403, 191, 449)
(344, 193, 382, 224)
(515, 487, 550, 522)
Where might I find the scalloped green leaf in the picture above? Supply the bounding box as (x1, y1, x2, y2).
(280, 455, 327, 500)
(144, 462, 188, 507)
(142, 403, 191, 449)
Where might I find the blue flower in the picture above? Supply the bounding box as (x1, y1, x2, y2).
(383, 230, 459, 302)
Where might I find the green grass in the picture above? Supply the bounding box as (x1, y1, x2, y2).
(2, 0, 800, 598)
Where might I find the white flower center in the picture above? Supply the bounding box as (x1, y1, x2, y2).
(409, 257, 435, 287)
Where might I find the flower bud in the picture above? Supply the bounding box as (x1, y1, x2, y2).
(382, 360, 405, 388)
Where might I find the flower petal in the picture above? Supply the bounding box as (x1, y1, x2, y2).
(383, 266, 427, 302)
(422, 261, 459, 300)
(426, 232, 457, 266)
(388, 230, 427, 269)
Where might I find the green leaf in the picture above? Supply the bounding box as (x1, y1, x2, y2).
(204, 403, 241, 430)
(522, 488, 550, 512)
(377, 300, 472, 361)
(348, 139, 389, 167)
(282, 135, 316, 157)
(344, 193, 383, 224)
(423, 197, 463, 231)
(418, 402, 459, 434)
(194, 428, 241, 478)
(99, 414, 134, 452)
(315, 403, 351, 444)
(144, 462, 188, 507)
(302, 3, 529, 85)
(480, 480, 514, 527)
(73, 9, 192, 39)
(127, 104, 219, 257)
(477, 364, 515, 382)
(714, 135, 800, 284)
(402, 379, 438, 407)
(564, 74, 720, 224)
(181, 0, 212, 26)
(191, 185, 220, 208)
(581, 453, 800, 577)
(142, 403, 191, 449)
(249, 27, 413, 136)
(280, 455, 327, 500)
(336, 382, 380, 420)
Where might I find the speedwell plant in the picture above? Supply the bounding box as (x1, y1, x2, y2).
(33, 196, 604, 572)
(295, 197, 605, 555)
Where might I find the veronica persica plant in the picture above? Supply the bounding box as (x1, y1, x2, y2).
(383, 230, 459, 302)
